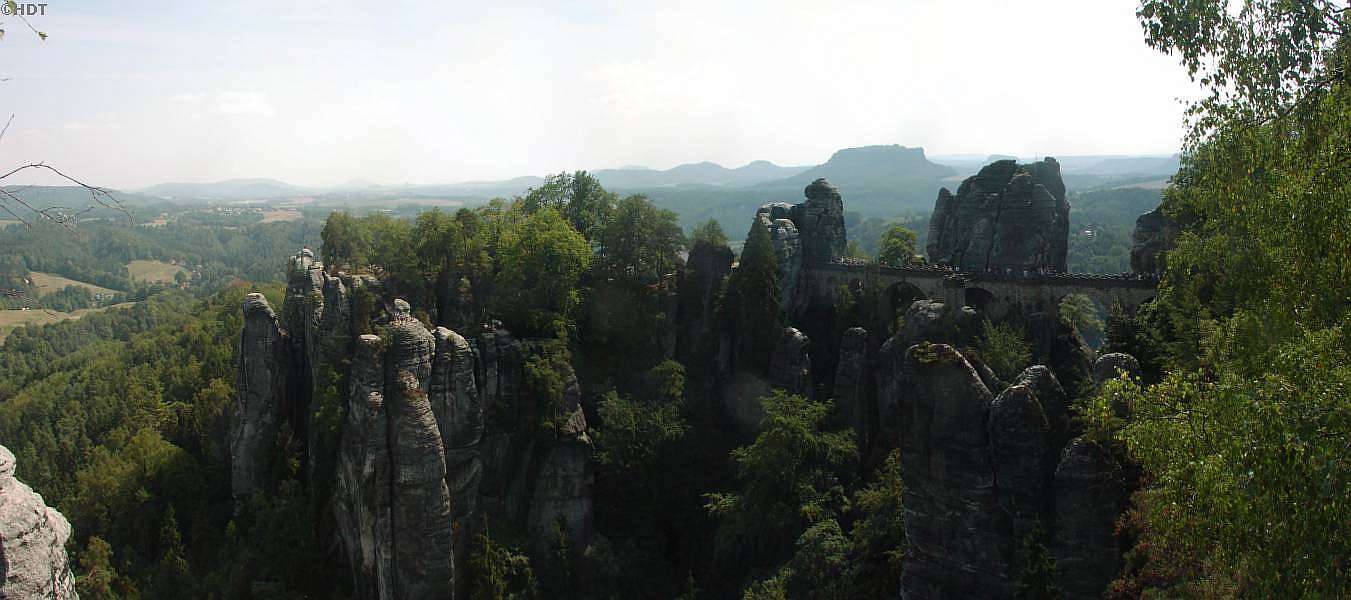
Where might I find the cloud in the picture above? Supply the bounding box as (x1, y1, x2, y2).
(213, 91, 276, 117)
(168, 92, 206, 103)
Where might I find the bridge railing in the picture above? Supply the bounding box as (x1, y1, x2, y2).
(821, 258, 1160, 287)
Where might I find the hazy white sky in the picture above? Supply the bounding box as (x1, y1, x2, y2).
(1, 0, 1200, 189)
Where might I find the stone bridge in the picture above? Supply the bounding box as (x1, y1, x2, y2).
(804, 259, 1157, 320)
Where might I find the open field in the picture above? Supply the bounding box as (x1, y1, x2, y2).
(128, 260, 188, 283)
(28, 272, 120, 297)
(0, 302, 135, 342)
(260, 208, 302, 223)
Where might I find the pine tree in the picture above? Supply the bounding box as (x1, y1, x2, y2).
(723, 219, 781, 374)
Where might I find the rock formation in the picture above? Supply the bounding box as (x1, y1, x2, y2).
(234, 251, 596, 599)
(927, 158, 1070, 273)
(755, 203, 803, 311)
(1052, 438, 1125, 600)
(768, 327, 812, 396)
(1129, 207, 1178, 274)
(893, 343, 1012, 598)
(833, 327, 873, 435)
(752, 179, 848, 317)
(675, 239, 734, 368)
(0, 445, 78, 600)
(1094, 352, 1141, 385)
(880, 337, 1123, 599)
(232, 292, 287, 509)
(988, 384, 1055, 570)
(799, 179, 847, 264)
(1013, 365, 1071, 452)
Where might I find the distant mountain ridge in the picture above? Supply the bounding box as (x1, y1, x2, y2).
(592, 160, 809, 189)
(134, 146, 1180, 206)
(142, 178, 308, 200)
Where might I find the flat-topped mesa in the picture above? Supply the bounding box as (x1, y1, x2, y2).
(927, 158, 1070, 273)
(0, 445, 79, 600)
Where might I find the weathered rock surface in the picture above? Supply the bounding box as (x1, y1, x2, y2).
(799, 178, 847, 263)
(1052, 438, 1125, 600)
(881, 335, 1118, 599)
(927, 158, 1070, 273)
(334, 335, 395, 600)
(232, 292, 287, 508)
(0, 445, 78, 600)
(675, 240, 734, 367)
(239, 255, 599, 599)
(895, 299, 979, 349)
(753, 179, 848, 317)
(387, 370, 456, 599)
(768, 327, 812, 396)
(894, 343, 1012, 599)
(833, 327, 873, 434)
(755, 208, 802, 311)
(1013, 365, 1071, 451)
(1026, 311, 1096, 398)
(1129, 207, 1178, 274)
(1093, 352, 1141, 384)
(471, 333, 594, 554)
(988, 384, 1055, 563)
(431, 327, 483, 566)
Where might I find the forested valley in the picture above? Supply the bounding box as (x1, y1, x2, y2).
(0, 2, 1347, 599)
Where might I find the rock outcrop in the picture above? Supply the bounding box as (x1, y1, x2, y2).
(755, 204, 803, 311)
(232, 292, 287, 509)
(1052, 438, 1125, 600)
(1129, 207, 1178, 275)
(675, 239, 734, 368)
(833, 327, 873, 435)
(1013, 365, 1071, 451)
(768, 327, 812, 396)
(1094, 352, 1141, 384)
(894, 343, 1011, 598)
(799, 179, 847, 264)
(0, 445, 78, 600)
(752, 179, 848, 317)
(881, 337, 1123, 599)
(927, 158, 1070, 273)
(988, 384, 1055, 568)
(234, 251, 596, 599)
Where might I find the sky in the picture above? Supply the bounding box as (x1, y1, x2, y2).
(0, 0, 1202, 189)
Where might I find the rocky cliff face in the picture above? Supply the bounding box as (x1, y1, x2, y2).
(1129, 207, 1178, 274)
(927, 158, 1070, 273)
(675, 240, 734, 369)
(0, 445, 79, 600)
(768, 327, 812, 396)
(233, 251, 595, 599)
(1052, 438, 1125, 600)
(879, 336, 1128, 600)
(833, 327, 873, 435)
(232, 292, 288, 509)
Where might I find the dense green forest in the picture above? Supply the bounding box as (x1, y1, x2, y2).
(0, 218, 321, 311)
(0, 1, 1346, 598)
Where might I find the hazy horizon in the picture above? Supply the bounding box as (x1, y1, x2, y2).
(2, 0, 1201, 189)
